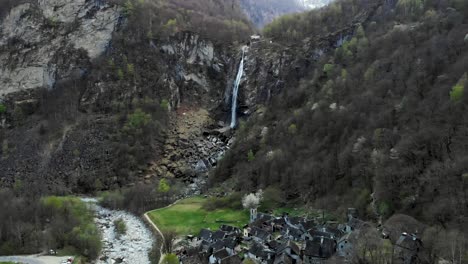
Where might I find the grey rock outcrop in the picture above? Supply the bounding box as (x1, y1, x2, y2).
(0, 0, 120, 97)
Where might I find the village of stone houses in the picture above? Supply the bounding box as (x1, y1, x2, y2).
(169, 192, 424, 264)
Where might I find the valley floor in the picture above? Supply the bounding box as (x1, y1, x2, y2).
(146, 197, 249, 236)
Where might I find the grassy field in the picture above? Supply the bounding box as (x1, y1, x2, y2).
(147, 197, 249, 236)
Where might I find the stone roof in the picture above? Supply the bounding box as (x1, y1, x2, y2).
(337, 232, 351, 243)
(272, 217, 287, 226)
(211, 240, 225, 251)
(310, 228, 341, 240)
(287, 226, 304, 239)
(257, 213, 275, 222)
(273, 253, 293, 264)
(249, 243, 267, 258)
(396, 233, 422, 251)
(212, 230, 227, 240)
(220, 224, 241, 234)
(221, 237, 238, 249)
(199, 240, 212, 253)
(267, 240, 281, 251)
(277, 240, 300, 256)
(251, 227, 271, 241)
(248, 243, 275, 261)
(301, 220, 316, 231)
(347, 217, 366, 230)
(304, 237, 335, 258)
(304, 239, 321, 257)
(213, 248, 230, 260)
(289, 216, 303, 226)
(221, 254, 242, 264)
(199, 228, 212, 241)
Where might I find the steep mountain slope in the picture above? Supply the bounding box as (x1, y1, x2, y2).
(238, 0, 334, 28)
(299, 0, 334, 9)
(0, 0, 254, 194)
(238, 0, 304, 28)
(213, 0, 468, 258)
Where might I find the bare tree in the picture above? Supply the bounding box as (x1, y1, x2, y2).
(162, 229, 177, 253)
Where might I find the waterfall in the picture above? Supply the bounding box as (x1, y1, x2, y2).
(230, 47, 246, 128)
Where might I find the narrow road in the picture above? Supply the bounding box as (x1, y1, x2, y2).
(0, 255, 69, 264)
(0, 256, 44, 264)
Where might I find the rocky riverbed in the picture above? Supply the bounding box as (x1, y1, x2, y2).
(82, 198, 155, 264)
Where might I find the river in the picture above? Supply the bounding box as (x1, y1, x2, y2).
(81, 198, 155, 264)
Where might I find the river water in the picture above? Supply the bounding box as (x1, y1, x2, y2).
(81, 198, 155, 264)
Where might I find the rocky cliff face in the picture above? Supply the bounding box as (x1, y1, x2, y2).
(0, 0, 120, 97)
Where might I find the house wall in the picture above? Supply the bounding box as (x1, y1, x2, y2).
(337, 240, 352, 257)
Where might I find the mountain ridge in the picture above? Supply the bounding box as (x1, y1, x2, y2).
(238, 0, 334, 28)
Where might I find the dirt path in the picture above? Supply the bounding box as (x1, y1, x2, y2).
(143, 213, 165, 264)
(144, 200, 182, 264)
(0, 255, 71, 264)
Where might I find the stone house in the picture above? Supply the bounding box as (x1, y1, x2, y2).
(303, 237, 335, 264)
(337, 233, 353, 257)
(394, 233, 423, 264)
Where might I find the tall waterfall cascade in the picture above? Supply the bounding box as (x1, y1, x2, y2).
(230, 46, 247, 128)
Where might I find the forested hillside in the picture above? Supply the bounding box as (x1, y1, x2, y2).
(116, 0, 254, 42)
(213, 0, 468, 242)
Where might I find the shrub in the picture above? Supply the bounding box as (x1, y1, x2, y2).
(450, 74, 466, 102)
(149, 242, 161, 264)
(165, 18, 178, 33)
(161, 254, 178, 264)
(158, 179, 171, 193)
(0, 103, 6, 114)
(260, 187, 286, 211)
(377, 201, 393, 218)
(450, 83, 464, 102)
(323, 64, 335, 76)
(123, 0, 135, 17)
(99, 191, 125, 209)
(126, 108, 151, 129)
(288, 124, 297, 134)
(160, 99, 169, 111)
(114, 218, 127, 237)
(247, 149, 255, 162)
(202, 193, 243, 211)
(127, 63, 135, 75)
(117, 68, 124, 80)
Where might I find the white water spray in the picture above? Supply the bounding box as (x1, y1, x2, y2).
(230, 46, 246, 128)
